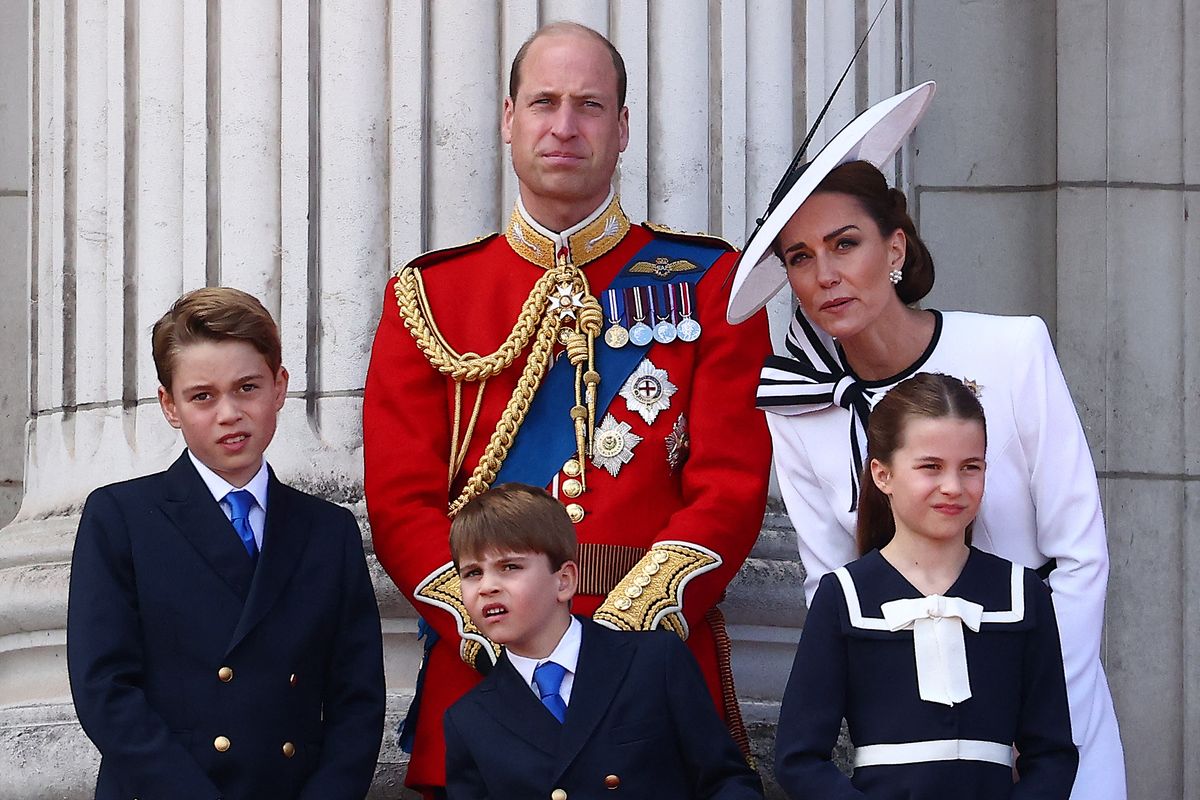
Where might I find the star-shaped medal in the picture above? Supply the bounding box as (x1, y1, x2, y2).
(620, 358, 678, 425)
(591, 414, 643, 478)
(552, 282, 585, 320)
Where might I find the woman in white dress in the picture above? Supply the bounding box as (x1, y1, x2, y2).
(726, 83, 1125, 799)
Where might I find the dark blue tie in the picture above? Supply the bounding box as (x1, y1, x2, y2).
(225, 490, 259, 560)
(532, 661, 568, 723)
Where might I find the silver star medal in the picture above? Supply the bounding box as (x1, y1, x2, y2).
(620, 358, 677, 425)
(592, 414, 643, 477)
(552, 282, 585, 321)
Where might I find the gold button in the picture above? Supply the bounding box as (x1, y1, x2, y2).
(213, 736, 231, 752)
(652, 551, 670, 564)
(282, 741, 296, 758)
(643, 562, 660, 576)
(565, 503, 584, 523)
(289, 673, 298, 687)
(551, 790, 568, 800)
(615, 597, 633, 611)
(563, 459, 581, 477)
(604, 773, 621, 789)
(624, 584, 643, 599)
(217, 666, 233, 683)
(562, 478, 582, 498)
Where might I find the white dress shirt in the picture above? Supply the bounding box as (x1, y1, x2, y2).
(187, 451, 269, 551)
(507, 616, 582, 706)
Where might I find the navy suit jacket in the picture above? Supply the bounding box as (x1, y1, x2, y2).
(443, 618, 763, 799)
(67, 452, 385, 800)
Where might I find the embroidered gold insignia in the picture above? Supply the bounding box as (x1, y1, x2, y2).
(629, 256, 700, 280)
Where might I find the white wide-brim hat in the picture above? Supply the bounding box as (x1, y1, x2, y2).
(726, 81, 936, 324)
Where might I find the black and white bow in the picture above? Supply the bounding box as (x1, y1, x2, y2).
(756, 310, 885, 511)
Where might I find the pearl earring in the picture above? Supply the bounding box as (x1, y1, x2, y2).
(888, 268, 903, 285)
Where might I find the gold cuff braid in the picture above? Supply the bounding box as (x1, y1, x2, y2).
(412, 562, 499, 667)
(592, 541, 723, 640)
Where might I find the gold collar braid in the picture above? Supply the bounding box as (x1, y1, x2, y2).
(506, 195, 630, 270)
(394, 251, 604, 517)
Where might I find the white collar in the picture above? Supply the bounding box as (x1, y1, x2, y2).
(508, 616, 582, 692)
(188, 450, 270, 512)
(515, 187, 615, 246)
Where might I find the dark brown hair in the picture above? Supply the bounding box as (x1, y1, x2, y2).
(508, 21, 627, 107)
(151, 287, 282, 391)
(450, 483, 578, 571)
(776, 160, 935, 304)
(856, 373, 986, 555)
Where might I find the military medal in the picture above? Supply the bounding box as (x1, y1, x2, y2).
(592, 413, 642, 477)
(665, 413, 689, 472)
(652, 285, 677, 344)
(552, 281, 585, 321)
(620, 358, 677, 425)
(676, 282, 701, 342)
(627, 287, 654, 347)
(603, 288, 629, 349)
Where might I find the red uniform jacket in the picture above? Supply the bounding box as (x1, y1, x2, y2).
(364, 197, 771, 791)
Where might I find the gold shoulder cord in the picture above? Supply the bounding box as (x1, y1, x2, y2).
(393, 256, 602, 516)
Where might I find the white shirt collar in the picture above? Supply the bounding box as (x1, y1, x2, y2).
(515, 187, 615, 245)
(187, 450, 270, 513)
(507, 616, 582, 706)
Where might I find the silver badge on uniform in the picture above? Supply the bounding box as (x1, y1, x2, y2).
(591, 414, 643, 478)
(620, 358, 678, 425)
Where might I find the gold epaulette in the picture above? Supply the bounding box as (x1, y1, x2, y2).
(641, 221, 736, 252)
(392, 233, 499, 277)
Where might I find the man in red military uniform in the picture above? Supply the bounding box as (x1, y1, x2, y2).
(364, 21, 771, 796)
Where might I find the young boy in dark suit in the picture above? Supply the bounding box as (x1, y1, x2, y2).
(67, 287, 385, 800)
(443, 483, 763, 799)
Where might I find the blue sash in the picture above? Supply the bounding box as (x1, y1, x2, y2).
(494, 237, 724, 488)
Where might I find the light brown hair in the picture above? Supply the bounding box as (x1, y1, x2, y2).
(508, 21, 627, 107)
(856, 372, 986, 555)
(151, 287, 282, 391)
(450, 483, 578, 571)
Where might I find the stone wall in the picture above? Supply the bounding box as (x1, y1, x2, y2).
(907, 2, 1199, 797)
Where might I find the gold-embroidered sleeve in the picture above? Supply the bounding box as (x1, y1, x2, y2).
(592, 541, 723, 639)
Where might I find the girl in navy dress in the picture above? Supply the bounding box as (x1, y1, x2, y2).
(775, 373, 1078, 800)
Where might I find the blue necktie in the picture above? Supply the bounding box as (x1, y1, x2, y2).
(225, 490, 259, 560)
(532, 661, 568, 723)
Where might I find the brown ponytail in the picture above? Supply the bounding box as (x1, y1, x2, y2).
(815, 160, 935, 304)
(855, 373, 986, 555)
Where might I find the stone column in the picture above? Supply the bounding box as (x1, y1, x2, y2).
(908, 1, 1200, 796)
(0, 2, 900, 796)
(0, 1, 29, 525)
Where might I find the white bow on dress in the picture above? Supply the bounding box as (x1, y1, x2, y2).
(880, 594, 984, 706)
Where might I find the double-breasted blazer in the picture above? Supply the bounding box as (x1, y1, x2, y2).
(443, 618, 763, 799)
(67, 451, 385, 800)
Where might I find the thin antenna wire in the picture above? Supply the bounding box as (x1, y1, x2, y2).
(762, 0, 892, 219)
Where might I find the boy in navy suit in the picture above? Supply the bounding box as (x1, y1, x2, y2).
(67, 287, 385, 800)
(443, 483, 763, 798)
